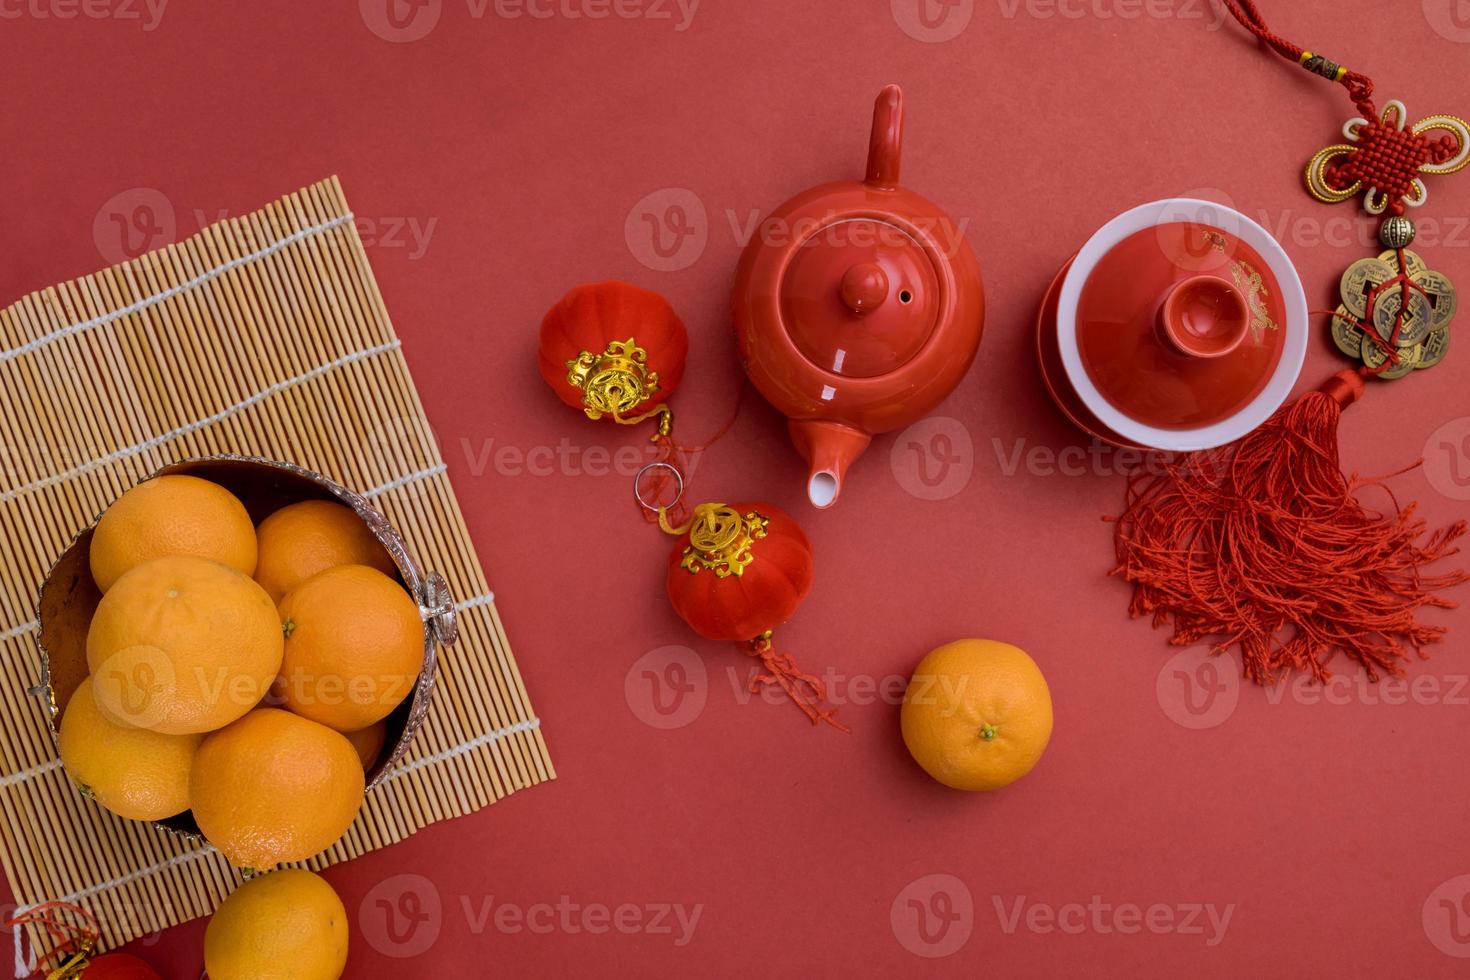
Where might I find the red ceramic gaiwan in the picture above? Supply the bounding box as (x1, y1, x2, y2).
(1038, 198, 1308, 451)
(734, 85, 985, 508)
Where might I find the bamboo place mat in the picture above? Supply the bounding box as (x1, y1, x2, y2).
(0, 176, 553, 965)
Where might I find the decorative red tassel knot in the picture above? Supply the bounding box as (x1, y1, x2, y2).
(1112, 372, 1468, 686)
(1307, 102, 1470, 215)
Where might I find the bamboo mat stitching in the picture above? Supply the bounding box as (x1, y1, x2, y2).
(379, 717, 541, 786)
(0, 761, 60, 790)
(0, 213, 354, 365)
(363, 464, 449, 498)
(0, 341, 402, 504)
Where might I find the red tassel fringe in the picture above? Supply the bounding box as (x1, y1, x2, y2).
(746, 635, 849, 732)
(1113, 369, 1468, 685)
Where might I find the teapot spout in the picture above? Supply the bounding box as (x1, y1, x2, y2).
(865, 84, 904, 189)
(788, 420, 872, 509)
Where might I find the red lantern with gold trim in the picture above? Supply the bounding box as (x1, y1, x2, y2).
(665, 501, 810, 640)
(538, 280, 688, 428)
(663, 502, 844, 729)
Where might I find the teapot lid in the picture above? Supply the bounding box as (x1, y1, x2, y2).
(1056, 199, 1308, 449)
(779, 216, 941, 378)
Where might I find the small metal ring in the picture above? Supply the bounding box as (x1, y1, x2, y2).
(634, 461, 684, 514)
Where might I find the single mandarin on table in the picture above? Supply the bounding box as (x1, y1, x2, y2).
(204, 869, 349, 980)
(900, 639, 1053, 791)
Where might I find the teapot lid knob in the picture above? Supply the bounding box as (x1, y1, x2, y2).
(839, 263, 889, 314)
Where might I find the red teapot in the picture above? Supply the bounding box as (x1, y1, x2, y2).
(733, 85, 985, 508)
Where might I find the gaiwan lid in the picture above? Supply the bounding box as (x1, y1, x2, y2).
(1056, 199, 1308, 451)
(778, 216, 942, 379)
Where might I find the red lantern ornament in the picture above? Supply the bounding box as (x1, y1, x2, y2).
(68, 953, 162, 979)
(6, 901, 163, 979)
(662, 502, 846, 730)
(538, 280, 688, 433)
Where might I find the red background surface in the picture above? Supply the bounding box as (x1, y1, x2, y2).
(4, 1, 1470, 976)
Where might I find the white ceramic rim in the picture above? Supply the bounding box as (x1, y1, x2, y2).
(1055, 198, 1308, 451)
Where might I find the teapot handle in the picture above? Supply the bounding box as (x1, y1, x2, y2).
(865, 84, 904, 189)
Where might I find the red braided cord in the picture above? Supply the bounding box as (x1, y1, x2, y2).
(1219, 0, 1377, 117)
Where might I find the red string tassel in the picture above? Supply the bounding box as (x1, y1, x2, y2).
(1112, 368, 1468, 685)
(747, 634, 849, 731)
